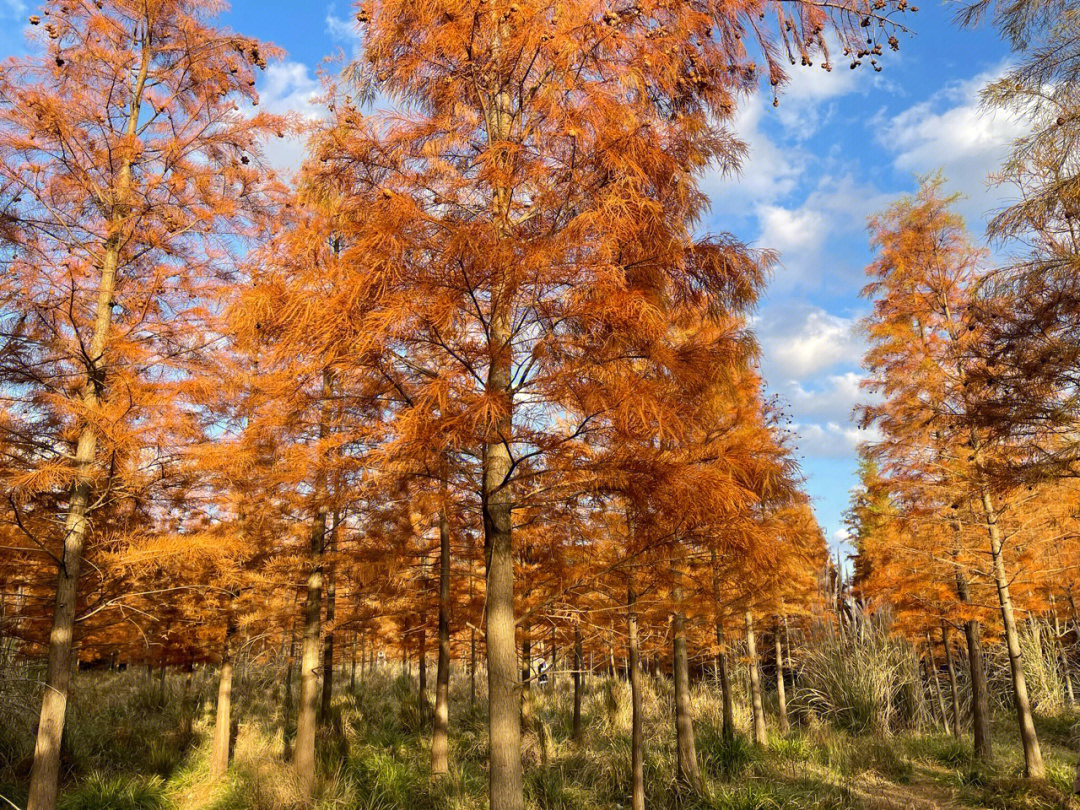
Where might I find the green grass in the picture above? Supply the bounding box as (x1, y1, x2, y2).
(57, 773, 171, 810)
(0, 666, 1077, 809)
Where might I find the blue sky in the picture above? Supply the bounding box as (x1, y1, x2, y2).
(0, 1, 1024, 559)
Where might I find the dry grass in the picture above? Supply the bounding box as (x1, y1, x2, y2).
(0, 645, 1077, 810)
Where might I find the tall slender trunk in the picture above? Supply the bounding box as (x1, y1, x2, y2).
(182, 664, 195, 738)
(549, 630, 557, 693)
(210, 612, 237, 779)
(775, 618, 789, 734)
(520, 631, 532, 731)
(419, 623, 428, 716)
(470, 625, 477, 707)
(783, 613, 794, 671)
(350, 631, 357, 691)
(981, 490, 1044, 778)
(320, 515, 338, 725)
(628, 583, 644, 810)
(746, 611, 767, 745)
(716, 620, 735, 743)
(295, 370, 333, 791)
(283, 613, 298, 759)
(672, 574, 702, 792)
(954, 542, 991, 762)
(481, 63, 523, 805)
(710, 547, 734, 742)
(294, 494, 327, 791)
(925, 635, 948, 733)
(468, 534, 477, 708)
(26, 30, 152, 810)
(431, 500, 452, 776)
(941, 622, 962, 739)
(608, 622, 616, 676)
(572, 621, 583, 744)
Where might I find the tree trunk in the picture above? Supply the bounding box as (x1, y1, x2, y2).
(783, 613, 794, 670)
(520, 631, 532, 731)
(710, 547, 734, 742)
(480, 49, 524, 808)
(941, 622, 962, 739)
(283, 614, 298, 759)
(775, 619, 790, 734)
(746, 611, 767, 746)
(431, 501, 452, 776)
(628, 583, 644, 810)
(925, 635, 948, 733)
(210, 614, 237, 779)
(716, 620, 735, 743)
(320, 516, 338, 725)
(25, 36, 152, 810)
(981, 490, 1044, 778)
(573, 621, 583, 744)
(470, 624, 477, 707)
(673, 578, 702, 792)
(295, 370, 333, 792)
(294, 504, 327, 792)
(350, 631, 357, 691)
(419, 623, 428, 717)
(182, 664, 195, 738)
(955, 554, 991, 762)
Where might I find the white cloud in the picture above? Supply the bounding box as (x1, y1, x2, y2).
(752, 174, 890, 290)
(875, 65, 1029, 226)
(256, 61, 325, 173)
(784, 372, 867, 422)
(703, 95, 807, 215)
(756, 301, 881, 461)
(703, 50, 886, 216)
(772, 58, 862, 139)
(788, 420, 879, 458)
(759, 307, 861, 379)
(758, 204, 830, 256)
(326, 5, 364, 57)
(259, 61, 324, 119)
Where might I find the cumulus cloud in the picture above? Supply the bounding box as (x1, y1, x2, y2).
(758, 203, 830, 257)
(875, 65, 1029, 225)
(756, 304, 881, 461)
(754, 174, 890, 290)
(772, 58, 863, 139)
(702, 95, 807, 216)
(788, 420, 879, 458)
(255, 61, 325, 173)
(702, 48, 885, 218)
(758, 305, 862, 379)
(783, 372, 866, 422)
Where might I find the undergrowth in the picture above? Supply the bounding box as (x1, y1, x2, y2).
(0, 662, 1076, 809)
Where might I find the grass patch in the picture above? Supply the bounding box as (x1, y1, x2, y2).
(58, 773, 171, 810)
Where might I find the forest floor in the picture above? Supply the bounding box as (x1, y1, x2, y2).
(0, 668, 1077, 810)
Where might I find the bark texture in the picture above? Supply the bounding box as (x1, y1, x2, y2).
(746, 611, 767, 746)
(431, 503, 452, 776)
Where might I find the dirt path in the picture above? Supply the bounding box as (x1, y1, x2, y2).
(849, 765, 966, 810)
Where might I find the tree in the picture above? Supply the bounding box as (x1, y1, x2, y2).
(306, 2, 910, 802)
(858, 178, 1046, 777)
(0, 3, 281, 806)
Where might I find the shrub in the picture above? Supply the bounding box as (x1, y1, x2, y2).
(792, 617, 924, 734)
(57, 773, 170, 810)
